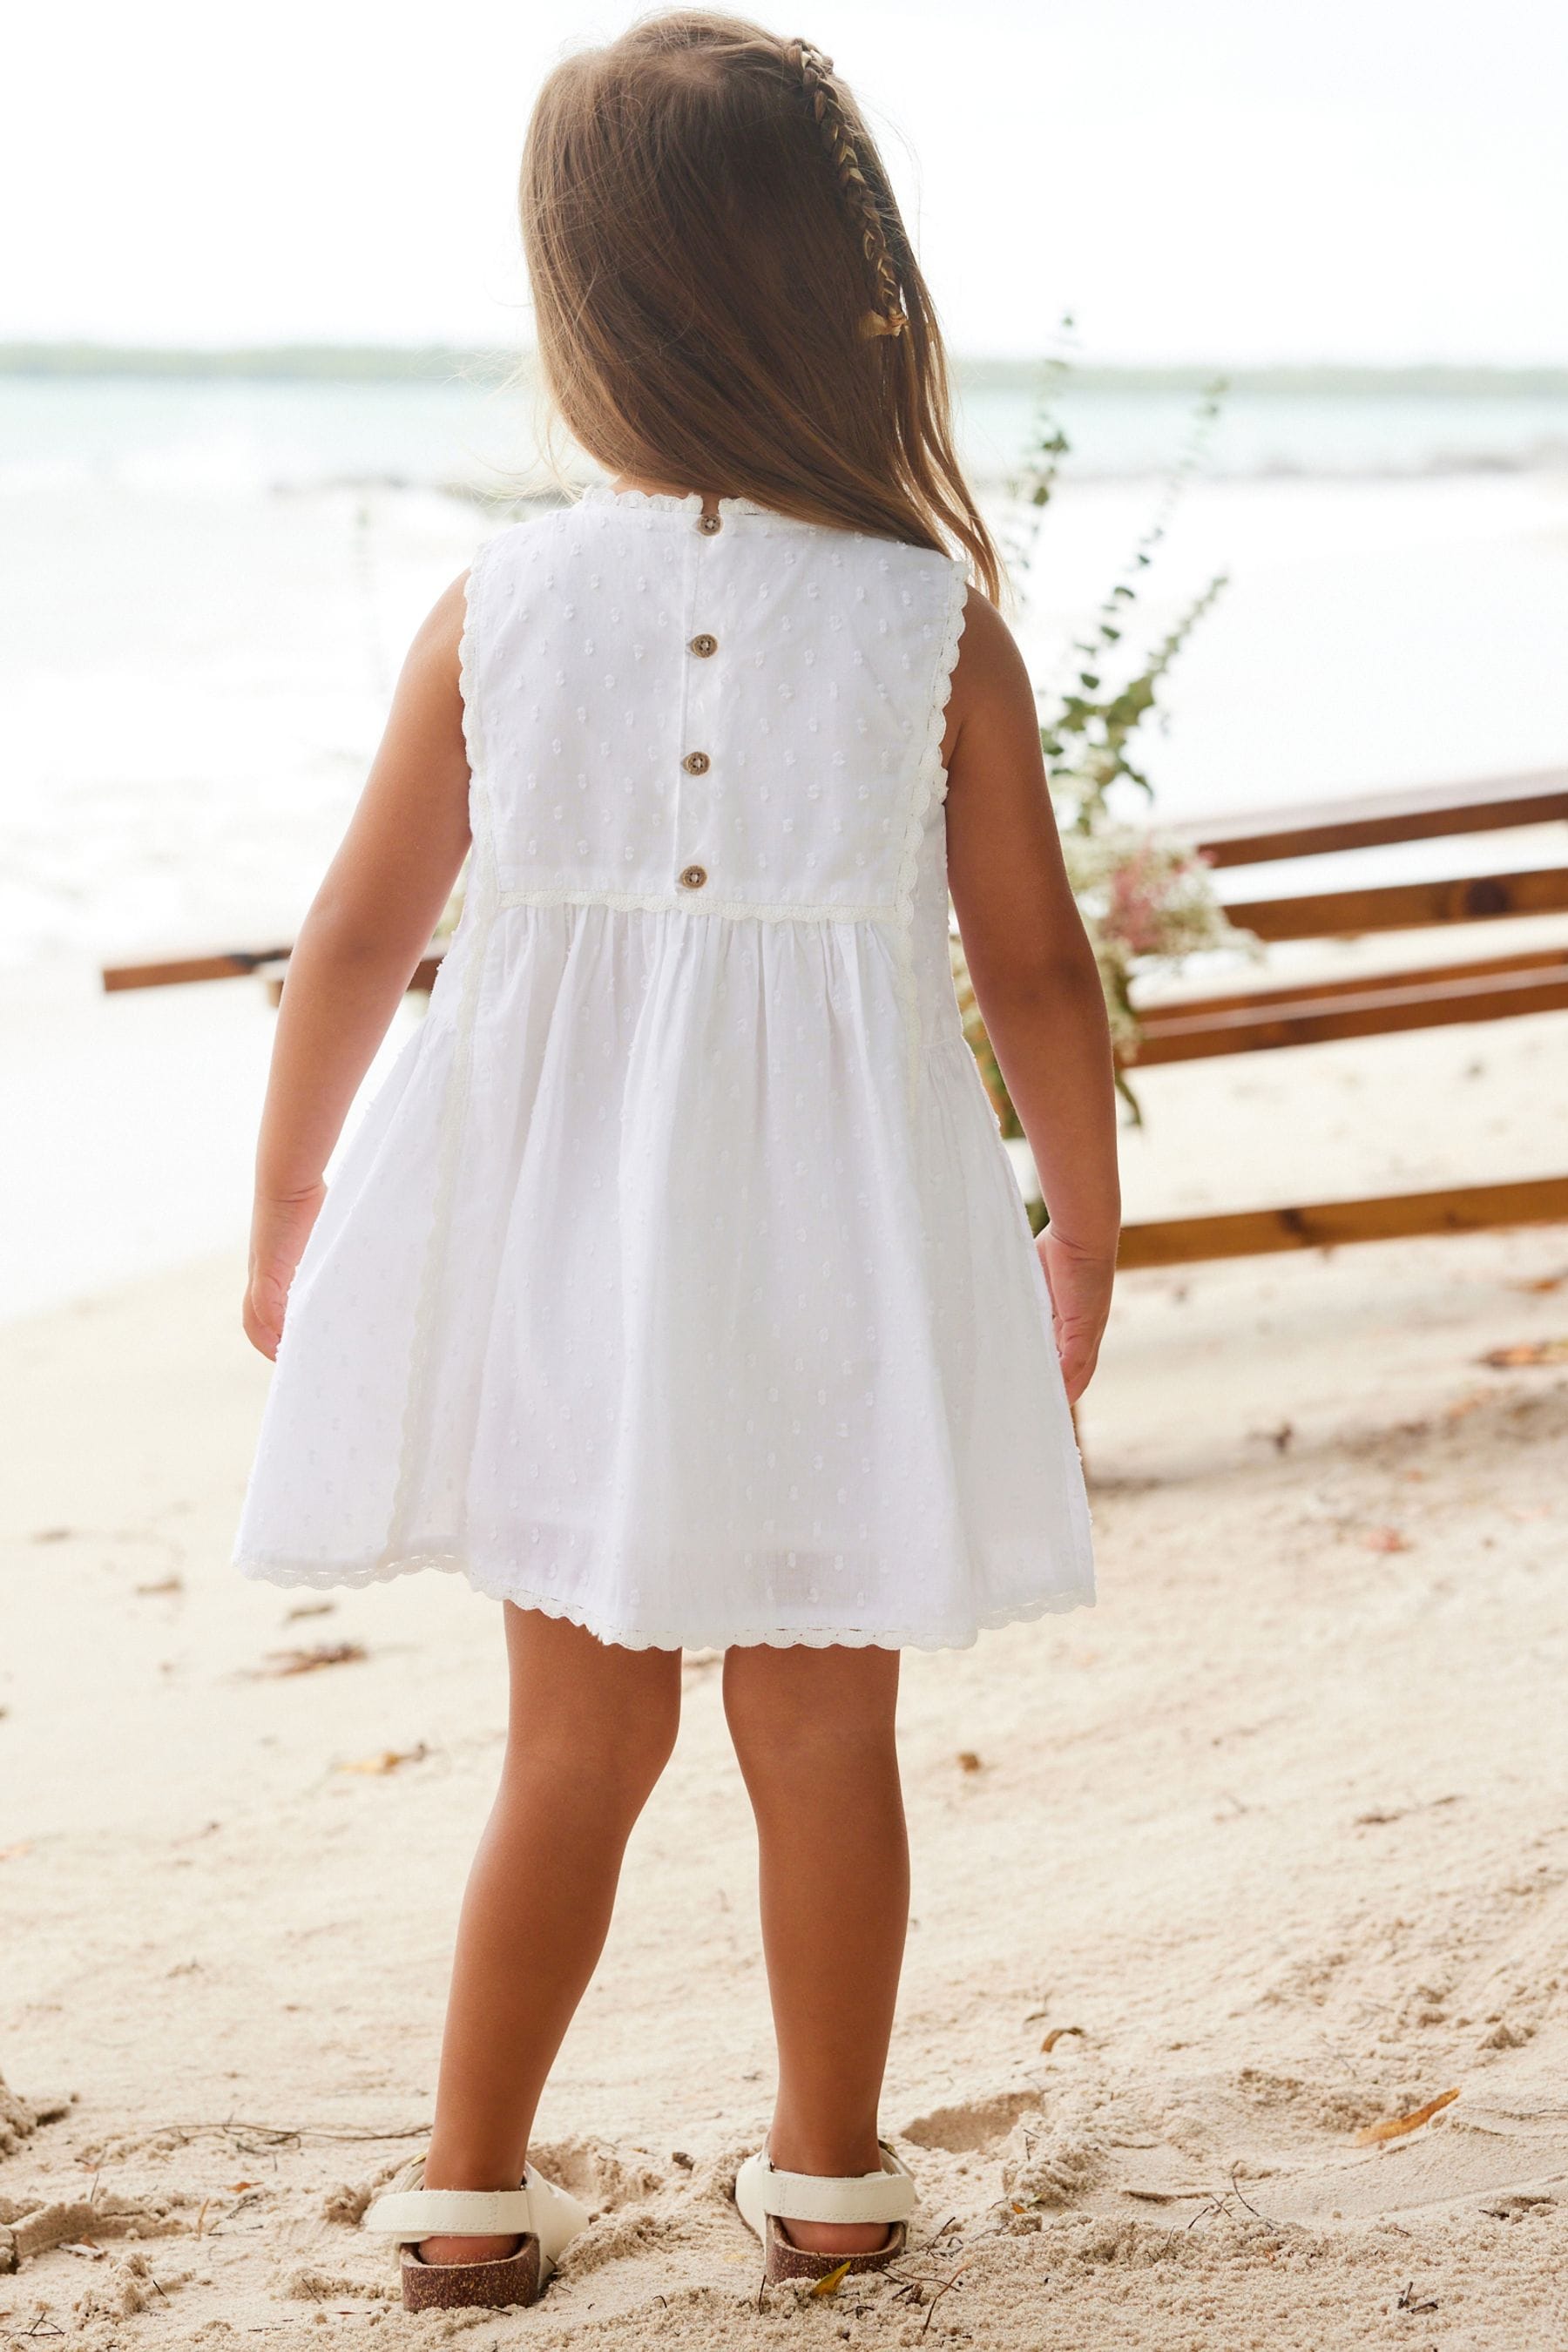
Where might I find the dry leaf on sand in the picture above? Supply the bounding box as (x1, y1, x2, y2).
(1353, 2088, 1458, 2145)
(135, 1577, 183, 1596)
(808, 2260, 853, 2297)
(1480, 1339, 1568, 1369)
(335, 1746, 429, 1777)
(254, 1643, 367, 1679)
(1041, 2025, 1086, 2054)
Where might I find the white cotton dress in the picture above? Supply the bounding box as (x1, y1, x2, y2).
(232, 487, 1095, 1648)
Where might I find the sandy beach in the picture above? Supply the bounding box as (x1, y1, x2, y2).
(5, 1005, 1567, 2347)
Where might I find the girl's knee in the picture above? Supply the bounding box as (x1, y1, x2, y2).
(505, 1632, 681, 1799)
(510, 1693, 678, 1802)
(723, 1664, 898, 1785)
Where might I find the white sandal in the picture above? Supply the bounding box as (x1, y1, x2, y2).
(362, 2156, 590, 2310)
(734, 2144, 916, 2283)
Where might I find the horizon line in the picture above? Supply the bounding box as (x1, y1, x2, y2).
(3, 341, 1567, 394)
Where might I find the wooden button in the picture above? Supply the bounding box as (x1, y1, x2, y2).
(679, 864, 708, 890)
(681, 751, 711, 774)
(696, 513, 722, 536)
(688, 632, 718, 658)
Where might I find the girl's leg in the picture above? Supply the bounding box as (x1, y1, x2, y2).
(723, 1643, 908, 2257)
(420, 1605, 681, 2262)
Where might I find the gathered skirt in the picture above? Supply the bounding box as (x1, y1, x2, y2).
(232, 898, 1095, 1648)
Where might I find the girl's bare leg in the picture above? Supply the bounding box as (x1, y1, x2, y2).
(420, 1605, 681, 2262)
(723, 1642, 908, 2257)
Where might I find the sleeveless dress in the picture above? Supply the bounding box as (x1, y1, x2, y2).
(232, 487, 1095, 1648)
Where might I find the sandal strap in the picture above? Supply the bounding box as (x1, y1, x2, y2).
(756, 2153, 915, 2227)
(363, 2186, 533, 2240)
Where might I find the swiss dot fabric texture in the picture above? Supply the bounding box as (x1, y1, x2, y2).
(233, 489, 1095, 1648)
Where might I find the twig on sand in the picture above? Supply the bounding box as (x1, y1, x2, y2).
(889, 2255, 971, 2315)
(252, 1643, 367, 1679)
(883, 2258, 968, 2333)
(1226, 2163, 1269, 2222)
(104, 2119, 431, 2160)
(335, 1746, 429, 1777)
(1185, 2168, 1275, 2233)
(916, 2261, 970, 2333)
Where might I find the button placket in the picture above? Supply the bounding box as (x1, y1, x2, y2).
(675, 511, 722, 895)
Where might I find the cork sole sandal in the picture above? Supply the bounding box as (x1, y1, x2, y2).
(734, 2145, 915, 2285)
(362, 2158, 590, 2312)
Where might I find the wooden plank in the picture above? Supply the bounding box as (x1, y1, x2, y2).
(1129, 953, 1568, 1064)
(102, 945, 293, 992)
(1181, 767, 1568, 869)
(1223, 866, 1568, 942)
(1117, 1175, 1568, 1270)
(106, 941, 451, 997)
(1134, 945, 1568, 1024)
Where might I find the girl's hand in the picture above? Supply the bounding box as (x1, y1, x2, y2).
(1037, 1227, 1116, 1403)
(243, 1184, 327, 1361)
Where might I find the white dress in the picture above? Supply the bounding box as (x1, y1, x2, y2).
(233, 487, 1095, 1648)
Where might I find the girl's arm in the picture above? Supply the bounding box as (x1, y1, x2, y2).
(242, 576, 473, 1361)
(943, 591, 1121, 1401)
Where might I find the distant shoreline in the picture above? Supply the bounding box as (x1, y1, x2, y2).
(4, 342, 1568, 398)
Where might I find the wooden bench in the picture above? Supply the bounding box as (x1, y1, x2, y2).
(1119, 767, 1568, 1265)
(100, 767, 1568, 1269)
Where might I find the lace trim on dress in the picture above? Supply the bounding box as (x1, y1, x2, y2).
(891, 557, 969, 1110)
(232, 1541, 1096, 1648)
(578, 484, 773, 519)
(497, 883, 897, 923)
(382, 544, 503, 1556)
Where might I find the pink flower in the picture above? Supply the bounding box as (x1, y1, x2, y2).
(1103, 842, 1173, 956)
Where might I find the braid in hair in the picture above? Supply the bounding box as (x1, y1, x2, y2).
(788, 39, 908, 339)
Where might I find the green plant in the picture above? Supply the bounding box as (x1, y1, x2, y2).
(956, 344, 1255, 1206)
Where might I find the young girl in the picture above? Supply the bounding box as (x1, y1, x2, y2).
(233, 10, 1117, 2310)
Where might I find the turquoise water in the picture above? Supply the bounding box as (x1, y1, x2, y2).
(4, 370, 1567, 497)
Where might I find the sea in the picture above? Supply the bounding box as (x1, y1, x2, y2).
(3, 362, 1567, 1318)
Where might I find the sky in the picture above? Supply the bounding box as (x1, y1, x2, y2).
(5, 0, 1566, 365)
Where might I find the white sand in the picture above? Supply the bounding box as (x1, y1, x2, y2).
(4, 1017, 1567, 2344)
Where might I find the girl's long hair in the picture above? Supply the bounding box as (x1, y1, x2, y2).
(521, 10, 1003, 601)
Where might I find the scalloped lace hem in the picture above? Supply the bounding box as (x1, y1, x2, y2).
(232, 1547, 1095, 1652)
